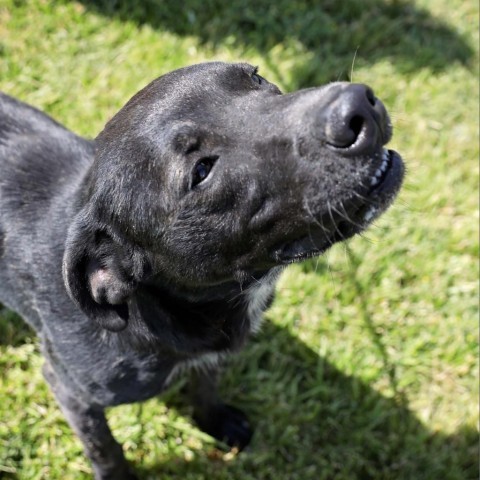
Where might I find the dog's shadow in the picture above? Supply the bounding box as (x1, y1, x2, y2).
(0, 302, 477, 479)
(77, 0, 474, 85)
(143, 319, 477, 480)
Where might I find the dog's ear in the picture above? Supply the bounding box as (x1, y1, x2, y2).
(62, 210, 151, 332)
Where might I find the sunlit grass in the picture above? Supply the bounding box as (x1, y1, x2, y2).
(0, 0, 478, 478)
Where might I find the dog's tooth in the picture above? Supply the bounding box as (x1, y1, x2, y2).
(370, 176, 379, 186)
(364, 207, 377, 222)
(375, 168, 382, 178)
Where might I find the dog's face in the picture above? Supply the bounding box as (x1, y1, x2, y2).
(64, 62, 404, 332)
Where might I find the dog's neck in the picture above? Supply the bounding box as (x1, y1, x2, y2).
(103, 267, 281, 357)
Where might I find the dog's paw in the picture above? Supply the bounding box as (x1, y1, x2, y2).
(193, 403, 253, 450)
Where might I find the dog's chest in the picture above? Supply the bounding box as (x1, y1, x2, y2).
(174, 270, 280, 374)
(164, 269, 280, 384)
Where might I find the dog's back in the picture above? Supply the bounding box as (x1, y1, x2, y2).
(0, 92, 94, 211)
(0, 93, 93, 327)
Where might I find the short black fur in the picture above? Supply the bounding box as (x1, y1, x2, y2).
(0, 62, 404, 479)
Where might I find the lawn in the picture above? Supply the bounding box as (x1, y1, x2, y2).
(0, 0, 478, 479)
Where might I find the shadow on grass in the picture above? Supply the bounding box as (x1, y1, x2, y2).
(78, 0, 474, 86)
(138, 319, 478, 480)
(0, 302, 478, 478)
(0, 305, 34, 347)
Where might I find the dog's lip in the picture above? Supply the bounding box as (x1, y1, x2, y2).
(272, 230, 335, 265)
(367, 148, 402, 195)
(359, 148, 404, 223)
(274, 239, 328, 264)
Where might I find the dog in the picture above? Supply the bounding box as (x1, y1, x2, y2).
(0, 62, 404, 479)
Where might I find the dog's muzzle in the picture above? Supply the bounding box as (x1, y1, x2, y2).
(271, 83, 404, 265)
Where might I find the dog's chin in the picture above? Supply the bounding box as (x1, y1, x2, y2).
(273, 148, 404, 265)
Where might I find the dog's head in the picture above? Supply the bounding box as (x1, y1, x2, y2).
(63, 62, 404, 334)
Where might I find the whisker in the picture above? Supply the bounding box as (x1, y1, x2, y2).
(303, 198, 330, 236)
(350, 46, 360, 83)
(327, 201, 345, 241)
(357, 231, 375, 245)
(229, 270, 273, 304)
(332, 203, 366, 231)
(350, 189, 375, 205)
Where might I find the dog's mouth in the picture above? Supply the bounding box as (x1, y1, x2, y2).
(273, 147, 404, 264)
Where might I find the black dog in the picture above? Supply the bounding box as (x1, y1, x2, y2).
(0, 62, 404, 479)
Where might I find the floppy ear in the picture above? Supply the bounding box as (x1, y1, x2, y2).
(62, 210, 151, 332)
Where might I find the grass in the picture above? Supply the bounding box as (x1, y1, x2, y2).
(0, 0, 478, 478)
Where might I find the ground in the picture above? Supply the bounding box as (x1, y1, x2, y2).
(0, 0, 478, 479)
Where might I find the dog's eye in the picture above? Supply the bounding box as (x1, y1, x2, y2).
(192, 156, 218, 188)
(251, 73, 264, 85)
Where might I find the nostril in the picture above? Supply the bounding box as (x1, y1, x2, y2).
(323, 84, 382, 152)
(349, 115, 364, 140)
(365, 87, 376, 106)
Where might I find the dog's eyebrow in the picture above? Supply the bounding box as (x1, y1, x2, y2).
(239, 63, 258, 76)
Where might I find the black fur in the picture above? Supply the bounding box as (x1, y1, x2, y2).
(0, 62, 404, 479)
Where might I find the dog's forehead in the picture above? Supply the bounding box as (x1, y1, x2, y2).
(129, 62, 274, 138)
(160, 61, 257, 88)
(98, 63, 258, 146)
(142, 62, 257, 107)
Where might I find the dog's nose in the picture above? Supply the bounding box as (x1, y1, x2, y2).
(324, 84, 387, 155)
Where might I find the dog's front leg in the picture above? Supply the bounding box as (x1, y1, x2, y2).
(42, 362, 137, 480)
(189, 367, 253, 450)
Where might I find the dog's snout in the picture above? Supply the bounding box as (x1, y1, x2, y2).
(324, 84, 387, 155)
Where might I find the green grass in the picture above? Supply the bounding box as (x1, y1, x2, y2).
(0, 0, 478, 478)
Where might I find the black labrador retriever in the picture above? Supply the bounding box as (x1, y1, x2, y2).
(0, 62, 404, 479)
